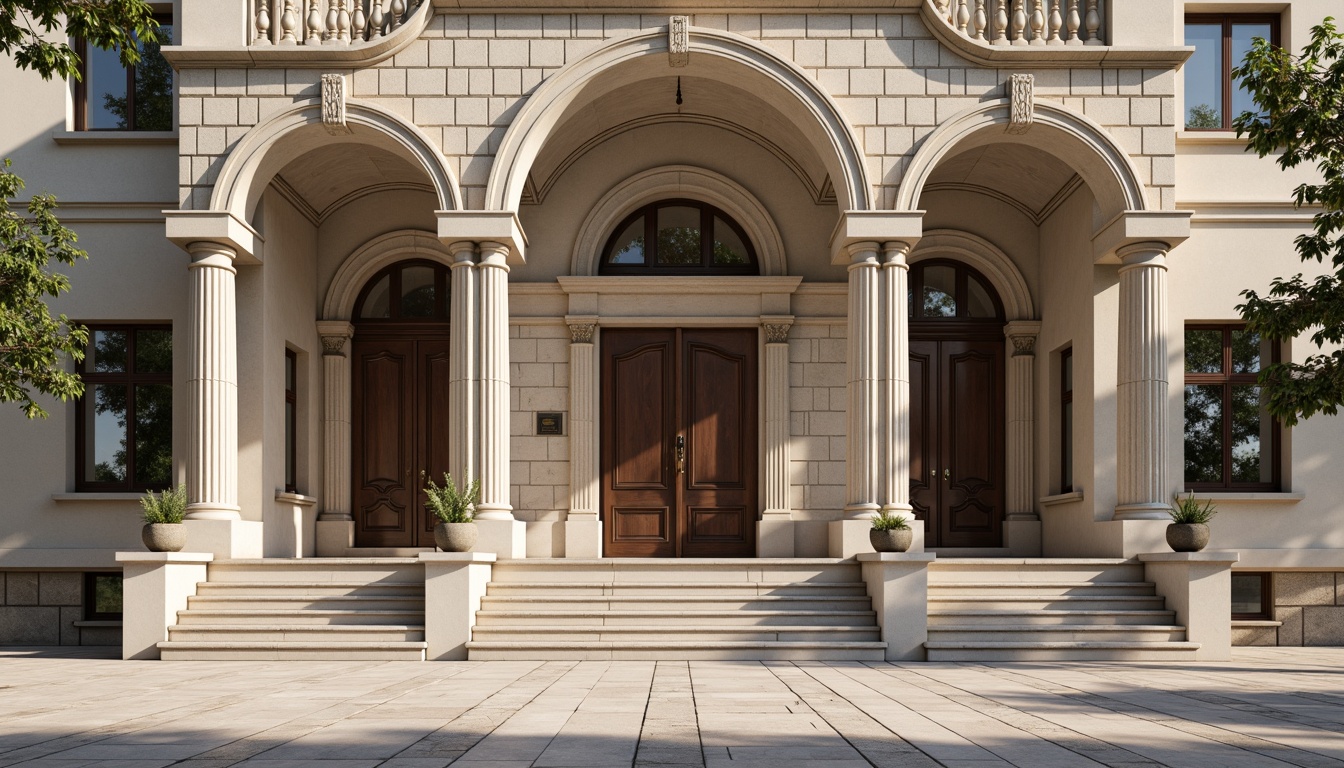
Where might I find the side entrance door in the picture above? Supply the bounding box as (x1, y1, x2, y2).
(601, 328, 758, 557)
(351, 336, 451, 548)
(909, 337, 1005, 548)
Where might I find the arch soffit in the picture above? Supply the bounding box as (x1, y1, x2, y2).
(323, 230, 456, 321)
(571, 166, 787, 277)
(211, 99, 462, 223)
(910, 229, 1035, 321)
(896, 99, 1148, 219)
(487, 26, 871, 213)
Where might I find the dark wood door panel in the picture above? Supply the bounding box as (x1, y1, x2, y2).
(419, 340, 454, 545)
(353, 340, 415, 547)
(908, 340, 937, 538)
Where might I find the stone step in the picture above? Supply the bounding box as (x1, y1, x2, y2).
(185, 595, 424, 611)
(474, 609, 878, 627)
(465, 640, 887, 661)
(477, 595, 873, 612)
(194, 581, 425, 597)
(484, 581, 870, 597)
(168, 624, 426, 642)
(929, 559, 1144, 583)
(488, 559, 861, 584)
(175, 609, 425, 625)
(471, 625, 882, 642)
(923, 640, 1201, 662)
(928, 581, 1157, 597)
(928, 609, 1177, 626)
(206, 559, 422, 583)
(927, 595, 1166, 611)
(927, 625, 1187, 643)
(157, 641, 427, 661)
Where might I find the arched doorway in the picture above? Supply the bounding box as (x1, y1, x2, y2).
(350, 259, 451, 548)
(908, 259, 1006, 549)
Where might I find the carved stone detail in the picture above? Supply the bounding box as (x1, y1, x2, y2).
(321, 335, 348, 356)
(1007, 73, 1034, 134)
(763, 323, 792, 344)
(321, 73, 351, 135)
(569, 323, 596, 345)
(668, 15, 690, 67)
(1009, 334, 1036, 356)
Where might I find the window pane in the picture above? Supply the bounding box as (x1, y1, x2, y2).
(1062, 400, 1073, 490)
(285, 353, 295, 392)
(132, 23, 173, 131)
(656, 206, 701, 265)
(1185, 329, 1223, 373)
(1231, 385, 1272, 483)
(1231, 23, 1272, 120)
(1231, 574, 1265, 615)
(1063, 352, 1073, 393)
(135, 329, 172, 373)
(89, 330, 128, 373)
(285, 399, 296, 490)
(1184, 23, 1224, 128)
(967, 275, 995, 318)
(134, 384, 173, 487)
(85, 44, 128, 129)
(400, 266, 436, 318)
(360, 275, 391, 318)
(1184, 384, 1224, 483)
(1230, 328, 1267, 374)
(711, 216, 749, 265)
(922, 266, 957, 317)
(92, 574, 124, 615)
(606, 217, 644, 265)
(86, 384, 128, 482)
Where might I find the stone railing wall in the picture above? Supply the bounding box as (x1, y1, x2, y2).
(250, 0, 426, 46)
(930, 0, 1105, 46)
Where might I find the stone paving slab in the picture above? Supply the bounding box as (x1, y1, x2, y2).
(1, 648, 1342, 768)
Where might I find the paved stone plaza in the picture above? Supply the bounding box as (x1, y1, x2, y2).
(2, 648, 1343, 768)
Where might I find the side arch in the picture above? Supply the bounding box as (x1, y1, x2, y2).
(486, 25, 872, 213)
(896, 99, 1148, 219)
(910, 229, 1035, 321)
(323, 230, 456, 321)
(211, 99, 462, 223)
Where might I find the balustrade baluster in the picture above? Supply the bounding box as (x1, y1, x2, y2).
(936, 0, 952, 23)
(368, 0, 385, 39)
(994, 0, 1009, 44)
(1048, 0, 1063, 43)
(973, 0, 988, 41)
(324, 0, 338, 42)
(351, 0, 367, 42)
(956, 0, 970, 34)
(1066, 0, 1081, 43)
(1011, 0, 1026, 45)
(390, 0, 406, 30)
(279, 0, 297, 44)
(304, 0, 321, 43)
(1084, 0, 1101, 44)
(1029, 0, 1045, 44)
(254, 0, 272, 44)
(336, 0, 351, 43)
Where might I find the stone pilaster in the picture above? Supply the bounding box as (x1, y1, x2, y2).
(762, 317, 794, 519)
(474, 241, 513, 522)
(186, 241, 240, 521)
(1115, 243, 1171, 520)
(844, 241, 882, 520)
(316, 321, 354, 522)
(880, 241, 913, 519)
(565, 318, 600, 557)
(1004, 321, 1041, 522)
(448, 241, 478, 488)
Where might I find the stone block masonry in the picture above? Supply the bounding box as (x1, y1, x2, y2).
(0, 572, 120, 646)
(509, 322, 570, 524)
(1275, 572, 1344, 646)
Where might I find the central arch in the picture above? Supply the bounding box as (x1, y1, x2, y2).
(486, 25, 872, 213)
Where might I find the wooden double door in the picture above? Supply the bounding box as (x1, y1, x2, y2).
(351, 334, 451, 548)
(602, 329, 758, 558)
(909, 333, 1005, 548)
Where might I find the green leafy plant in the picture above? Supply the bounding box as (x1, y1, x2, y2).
(425, 473, 479, 524)
(871, 511, 911, 531)
(1170, 492, 1218, 525)
(140, 484, 187, 524)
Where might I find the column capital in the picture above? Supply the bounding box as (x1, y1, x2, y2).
(761, 315, 794, 344)
(316, 320, 354, 356)
(447, 240, 477, 265)
(1092, 210, 1190, 264)
(185, 241, 238, 273)
(477, 240, 511, 270)
(165, 210, 261, 264)
(1004, 319, 1043, 356)
(437, 209, 527, 265)
(1116, 242, 1170, 272)
(845, 241, 881, 268)
(568, 320, 597, 344)
(830, 210, 924, 265)
(880, 240, 914, 267)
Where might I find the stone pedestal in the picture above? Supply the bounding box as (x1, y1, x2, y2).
(420, 552, 495, 660)
(474, 518, 526, 560)
(315, 519, 354, 556)
(829, 519, 925, 559)
(1005, 519, 1043, 557)
(116, 552, 212, 660)
(858, 552, 935, 660)
(1140, 551, 1239, 660)
(564, 513, 602, 558)
(183, 519, 262, 559)
(757, 518, 795, 558)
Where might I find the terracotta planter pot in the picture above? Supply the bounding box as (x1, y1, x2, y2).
(869, 528, 913, 553)
(434, 522, 478, 552)
(1166, 523, 1210, 552)
(142, 523, 186, 552)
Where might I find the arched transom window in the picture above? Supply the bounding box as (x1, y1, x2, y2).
(355, 260, 450, 321)
(600, 199, 758, 275)
(908, 260, 1004, 320)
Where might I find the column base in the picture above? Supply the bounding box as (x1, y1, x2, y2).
(1005, 519, 1042, 557)
(474, 519, 526, 560)
(420, 552, 495, 660)
(829, 519, 925, 559)
(1114, 503, 1173, 521)
(115, 552, 213, 659)
(184, 519, 263, 559)
(757, 518, 795, 558)
(564, 515, 602, 558)
(315, 520, 355, 557)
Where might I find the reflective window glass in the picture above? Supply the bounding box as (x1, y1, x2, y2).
(607, 217, 645, 265)
(133, 384, 173, 487)
(85, 384, 128, 483)
(600, 202, 757, 274)
(1185, 329, 1224, 373)
(1184, 23, 1224, 129)
(712, 217, 750, 265)
(967, 276, 995, 318)
(84, 44, 128, 129)
(1231, 573, 1267, 616)
(1184, 384, 1225, 484)
(922, 265, 957, 317)
(656, 206, 701, 265)
(1231, 385, 1272, 483)
(1231, 23, 1273, 119)
(89, 330, 128, 373)
(135, 329, 172, 373)
(400, 266, 436, 318)
(1230, 328, 1266, 373)
(360, 275, 391, 318)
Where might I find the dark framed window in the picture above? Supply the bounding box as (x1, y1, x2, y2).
(907, 260, 1004, 321)
(1184, 14, 1279, 130)
(1231, 572, 1271, 619)
(84, 572, 124, 620)
(76, 326, 173, 492)
(599, 199, 758, 275)
(1183, 324, 1280, 491)
(285, 349, 297, 493)
(74, 14, 174, 131)
(355, 260, 450, 321)
(1061, 347, 1073, 493)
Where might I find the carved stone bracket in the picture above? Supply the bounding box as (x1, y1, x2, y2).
(1006, 73, 1034, 135)
(668, 16, 690, 67)
(321, 73, 351, 135)
(569, 322, 596, 345)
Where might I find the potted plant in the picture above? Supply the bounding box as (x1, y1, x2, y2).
(140, 484, 187, 552)
(1168, 492, 1217, 552)
(425, 473, 480, 552)
(869, 511, 913, 553)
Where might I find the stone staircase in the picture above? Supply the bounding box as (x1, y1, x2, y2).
(465, 559, 887, 661)
(158, 559, 428, 660)
(924, 559, 1201, 661)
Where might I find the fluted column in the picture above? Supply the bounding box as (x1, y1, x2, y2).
(1004, 322, 1040, 521)
(567, 321, 597, 519)
(880, 242, 914, 518)
(1115, 243, 1171, 520)
(474, 241, 512, 521)
(845, 241, 882, 519)
(317, 321, 354, 522)
(185, 242, 240, 521)
(762, 318, 794, 519)
(448, 241, 478, 488)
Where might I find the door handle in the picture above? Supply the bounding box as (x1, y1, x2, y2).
(675, 435, 686, 474)
(944, 468, 951, 481)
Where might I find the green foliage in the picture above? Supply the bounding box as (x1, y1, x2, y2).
(871, 511, 911, 531)
(0, 0, 160, 81)
(1233, 17, 1344, 426)
(1186, 103, 1222, 129)
(425, 473, 480, 524)
(1170, 492, 1218, 525)
(140, 483, 186, 524)
(0, 160, 88, 418)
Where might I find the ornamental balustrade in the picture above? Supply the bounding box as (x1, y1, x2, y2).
(930, 0, 1105, 46)
(250, 0, 426, 46)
